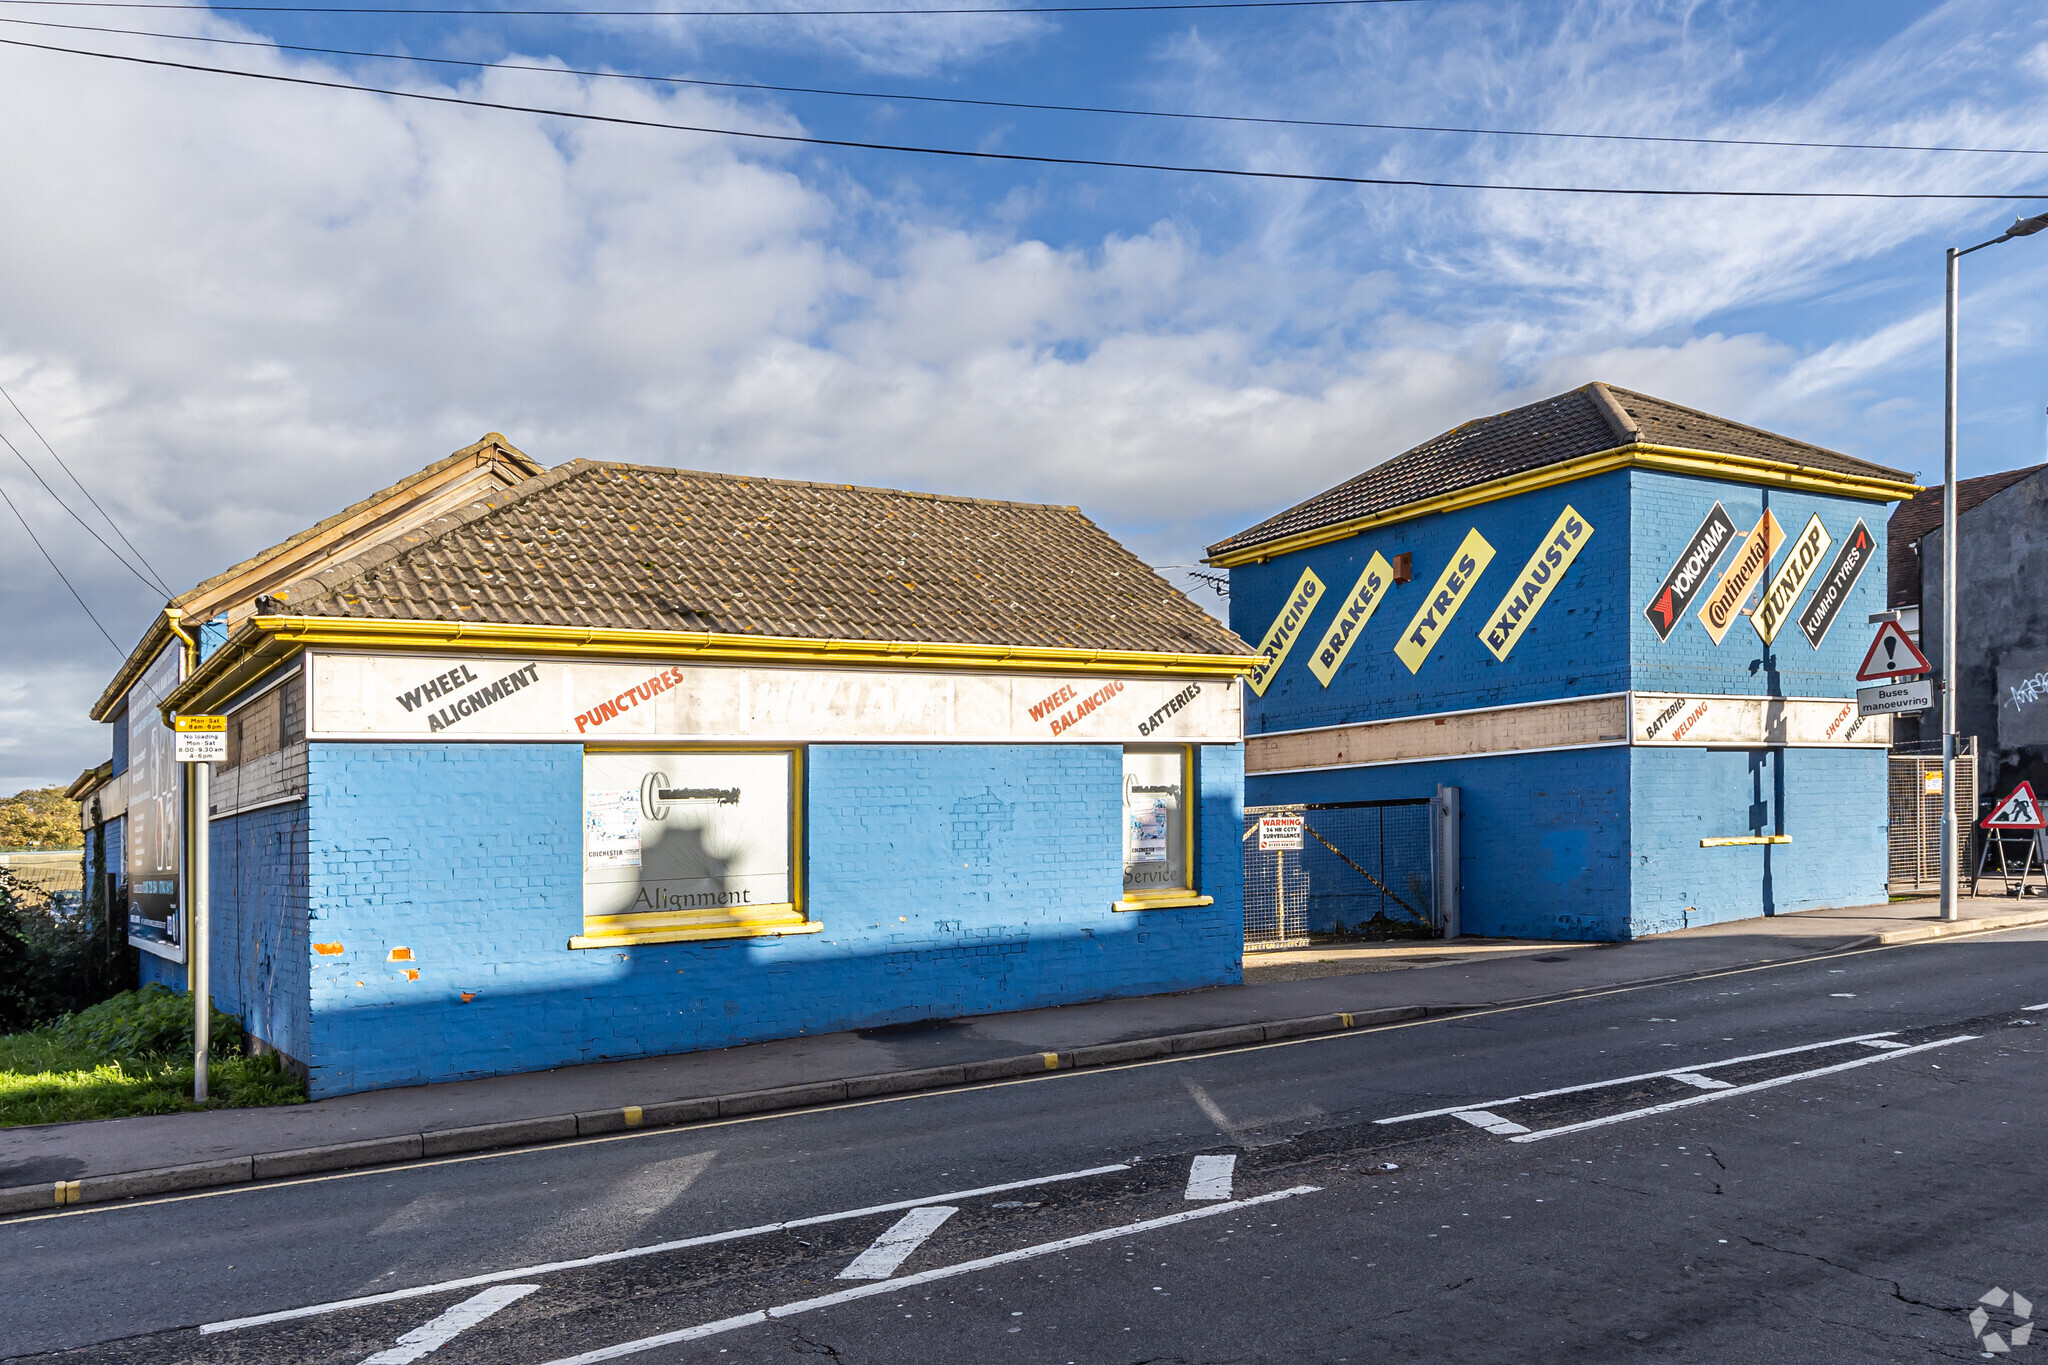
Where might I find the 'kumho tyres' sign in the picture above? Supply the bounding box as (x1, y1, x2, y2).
(1697, 510, 1785, 646)
(1753, 514, 1831, 646)
(1394, 528, 1496, 674)
(1796, 518, 1874, 649)
(1308, 552, 1393, 687)
(1480, 505, 1592, 661)
(1643, 502, 1736, 642)
(1246, 567, 1325, 696)
(308, 652, 1242, 744)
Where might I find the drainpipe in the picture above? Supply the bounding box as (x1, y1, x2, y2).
(162, 608, 210, 1101)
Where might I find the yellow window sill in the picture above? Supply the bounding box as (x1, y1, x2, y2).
(569, 921, 823, 949)
(1699, 835, 1793, 848)
(1112, 894, 1215, 912)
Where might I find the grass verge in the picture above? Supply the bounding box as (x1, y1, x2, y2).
(0, 987, 306, 1127)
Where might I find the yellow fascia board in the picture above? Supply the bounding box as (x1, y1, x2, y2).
(166, 615, 1258, 718)
(1204, 444, 1919, 568)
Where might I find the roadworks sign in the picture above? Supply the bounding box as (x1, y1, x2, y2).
(1856, 620, 1931, 682)
(1983, 782, 2045, 830)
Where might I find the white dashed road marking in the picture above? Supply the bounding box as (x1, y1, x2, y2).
(359, 1285, 539, 1365)
(1183, 1155, 1236, 1200)
(1507, 1035, 1976, 1143)
(836, 1207, 957, 1280)
(1375, 1031, 1904, 1126)
(533, 1185, 1322, 1365)
(1449, 1110, 1532, 1136)
(201, 1163, 1128, 1334)
(1668, 1073, 1735, 1091)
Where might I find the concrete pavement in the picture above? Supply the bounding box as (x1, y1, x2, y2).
(4, 893, 2045, 1212)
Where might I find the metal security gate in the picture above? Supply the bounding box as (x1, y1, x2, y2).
(1243, 799, 1436, 949)
(1887, 738, 1978, 894)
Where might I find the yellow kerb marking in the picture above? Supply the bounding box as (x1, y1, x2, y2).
(1042, 1053, 1061, 1070)
(1340, 1013, 1354, 1028)
(622, 1105, 644, 1128)
(55, 1180, 80, 1206)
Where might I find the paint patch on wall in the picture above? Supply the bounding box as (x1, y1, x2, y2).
(1246, 567, 1326, 696)
(1479, 506, 1592, 661)
(1308, 553, 1394, 687)
(1394, 530, 1495, 674)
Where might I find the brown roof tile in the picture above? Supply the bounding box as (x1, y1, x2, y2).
(272, 459, 1252, 657)
(1207, 383, 1912, 561)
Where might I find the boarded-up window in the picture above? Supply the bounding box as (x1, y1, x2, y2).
(224, 675, 303, 771)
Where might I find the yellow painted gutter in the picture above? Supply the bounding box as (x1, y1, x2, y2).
(163, 615, 1258, 719)
(1204, 444, 1920, 568)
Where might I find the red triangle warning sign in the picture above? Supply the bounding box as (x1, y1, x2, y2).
(1983, 782, 2046, 829)
(1856, 620, 1931, 681)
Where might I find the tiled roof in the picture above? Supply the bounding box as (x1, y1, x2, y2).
(269, 459, 1253, 657)
(1207, 383, 1913, 561)
(1886, 463, 2045, 607)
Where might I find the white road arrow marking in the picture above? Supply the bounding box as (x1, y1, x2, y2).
(1183, 1154, 1236, 1200)
(836, 1206, 957, 1280)
(1450, 1110, 1531, 1136)
(360, 1285, 539, 1365)
(1668, 1073, 1735, 1090)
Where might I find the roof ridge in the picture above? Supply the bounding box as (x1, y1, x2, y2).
(586, 459, 1085, 515)
(1603, 385, 1873, 468)
(265, 458, 598, 614)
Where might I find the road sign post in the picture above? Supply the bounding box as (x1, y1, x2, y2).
(174, 715, 224, 1101)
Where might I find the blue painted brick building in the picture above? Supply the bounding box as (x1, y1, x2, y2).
(1210, 383, 1917, 941)
(80, 437, 1253, 1096)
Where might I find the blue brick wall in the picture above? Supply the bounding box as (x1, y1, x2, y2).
(1249, 746, 1631, 941)
(1233, 470, 1629, 735)
(301, 739, 1244, 1097)
(1628, 746, 1888, 933)
(209, 802, 311, 1062)
(1628, 471, 1891, 699)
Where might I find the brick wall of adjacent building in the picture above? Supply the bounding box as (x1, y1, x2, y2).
(296, 739, 1242, 1097)
(208, 801, 311, 1064)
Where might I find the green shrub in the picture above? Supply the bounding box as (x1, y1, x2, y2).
(44, 983, 245, 1060)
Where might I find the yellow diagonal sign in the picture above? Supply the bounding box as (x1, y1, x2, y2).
(1752, 513, 1830, 646)
(1245, 566, 1325, 696)
(1478, 506, 1594, 661)
(1698, 509, 1785, 645)
(1394, 529, 1495, 674)
(1308, 552, 1394, 687)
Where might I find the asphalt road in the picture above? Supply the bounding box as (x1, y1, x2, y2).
(8, 926, 2048, 1364)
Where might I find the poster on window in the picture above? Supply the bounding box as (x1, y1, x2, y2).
(581, 750, 794, 923)
(1122, 746, 1189, 895)
(125, 645, 184, 960)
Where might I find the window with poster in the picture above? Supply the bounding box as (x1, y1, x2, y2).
(573, 746, 817, 948)
(1117, 745, 1210, 910)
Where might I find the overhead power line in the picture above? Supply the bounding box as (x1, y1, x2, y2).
(0, 379, 172, 596)
(0, 422, 169, 597)
(8, 37, 2048, 200)
(10, 16, 2048, 158)
(0, 0, 1432, 15)
(0, 477, 123, 653)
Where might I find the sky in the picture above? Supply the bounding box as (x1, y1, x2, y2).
(2, 0, 2046, 791)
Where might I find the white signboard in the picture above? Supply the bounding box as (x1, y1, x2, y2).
(1857, 679, 1933, 717)
(582, 750, 794, 924)
(1632, 693, 1890, 747)
(1257, 815, 1305, 851)
(309, 652, 1242, 745)
(174, 715, 227, 763)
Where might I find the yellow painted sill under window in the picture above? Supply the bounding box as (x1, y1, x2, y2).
(568, 903, 821, 950)
(1112, 892, 1215, 913)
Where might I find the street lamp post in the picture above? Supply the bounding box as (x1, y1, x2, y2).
(1939, 211, 2048, 922)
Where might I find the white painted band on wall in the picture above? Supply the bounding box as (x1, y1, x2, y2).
(305, 651, 1243, 745)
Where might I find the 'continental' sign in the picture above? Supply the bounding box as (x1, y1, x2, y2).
(1480, 506, 1592, 661)
(1394, 529, 1495, 674)
(1797, 518, 1874, 649)
(1246, 567, 1325, 696)
(1308, 552, 1393, 687)
(1698, 509, 1785, 645)
(1753, 513, 1831, 646)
